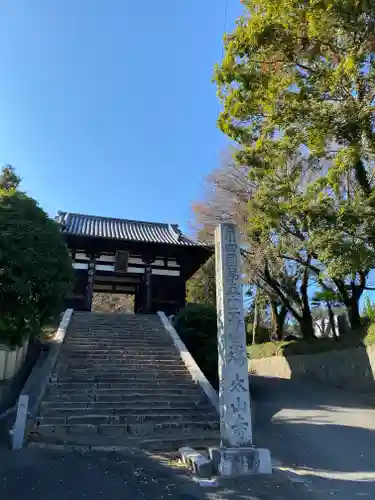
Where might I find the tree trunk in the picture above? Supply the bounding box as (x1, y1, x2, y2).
(279, 306, 288, 338)
(326, 300, 339, 341)
(348, 296, 361, 330)
(300, 265, 315, 340)
(334, 277, 363, 331)
(263, 261, 301, 323)
(270, 300, 286, 341)
(300, 310, 315, 340)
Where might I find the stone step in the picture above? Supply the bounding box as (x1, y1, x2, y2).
(39, 413, 218, 426)
(70, 330, 165, 335)
(36, 420, 220, 437)
(48, 381, 201, 390)
(71, 322, 162, 326)
(54, 370, 190, 379)
(71, 319, 162, 325)
(72, 314, 159, 318)
(40, 403, 216, 414)
(36, 312, 218, 452)
(68, 339, 169, 342)
(70, 326, 165, 330)
(63, 337, 171, 344)
(68, 334, 166, 339)
(55, 364, 187, 370)
(71, 322, 163, 327)
(29, 429, 219, 452)
(59, 352, 181, 359)
(55, 362, 186, 370)
(61, 345, 177, 351)
(46, 387, 203, 397)
(71, 321, 163, 324)
(64, 341, 173, 349)
(68, 327, 166, 332)
(57, 360, 185, 368)
(52, 385, 196, 394)
(41, 400, 214, 411)
(66, 335, 170, 340)
(71, 328, 164, 331)
(71, 324, 163, 327)
(43, 393, 207, 403)
(60, 349, 178, 356)
(69, 331, 167, 337)
(39, 410, 216, 421)
(54, 373, 192, 382)
(58, 358, 183, 364)
(60, 349, 179, 363)
(59, 350, 180, 357)
(52, 379, 194, 388)
(56, 366, 186, 374)
(72, 315, 161, 322)
(40, 410, 215, 420)
(57, 359, 184, 367)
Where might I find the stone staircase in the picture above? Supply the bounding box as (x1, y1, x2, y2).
(33, 312, 219, 450)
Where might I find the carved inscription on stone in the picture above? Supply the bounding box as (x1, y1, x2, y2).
(215, 223, 253, 447)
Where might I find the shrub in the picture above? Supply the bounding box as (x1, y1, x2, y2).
(0, 168, 74, 346)
(176, 303, 217, 337)
(246, 322, 272, 344)
(175, 303, 218, 388)
(362, 296, 375, 323)
(186, 256, 216, 308)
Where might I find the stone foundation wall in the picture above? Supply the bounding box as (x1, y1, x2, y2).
(250, 343, 375, 392)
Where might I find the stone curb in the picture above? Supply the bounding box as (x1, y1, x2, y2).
(9, 309, 74, 447)
(157, 312, 219, 414)
(179, 446, 213, 478)
(26, 309, 74, 417)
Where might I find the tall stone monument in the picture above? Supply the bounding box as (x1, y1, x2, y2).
(210, 223, 271, 477)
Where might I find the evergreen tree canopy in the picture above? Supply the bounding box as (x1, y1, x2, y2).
(0, 166, 74, 346)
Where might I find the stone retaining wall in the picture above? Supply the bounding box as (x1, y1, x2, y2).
(0, 340, 29, 382)
(250, 343, 375, 392)
(0, 339, 30, 408)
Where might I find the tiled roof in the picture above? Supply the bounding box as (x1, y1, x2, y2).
(56, 212, 202, 247)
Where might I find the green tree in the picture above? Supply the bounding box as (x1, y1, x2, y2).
(175, 303, 218, 387)
(0, 164, 21, 190)
(362, 295, 375, 322)
(186, 256, 216, 307)
(0, 166, 74, 346)
(214, 3, 375, 330)
(215, 0, 375, 198)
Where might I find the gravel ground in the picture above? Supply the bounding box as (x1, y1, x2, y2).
(0, 445, 313, 500)
(2, 376, 375, 499)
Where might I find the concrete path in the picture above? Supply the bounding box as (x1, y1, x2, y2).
(251, 375, 375, 498)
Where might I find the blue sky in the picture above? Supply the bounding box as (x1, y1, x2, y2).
(0, 1, 243, 234)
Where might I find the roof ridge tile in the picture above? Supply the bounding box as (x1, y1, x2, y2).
(55, 211, 203, 247)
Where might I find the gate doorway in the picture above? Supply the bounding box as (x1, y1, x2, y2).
(92, 292, 135, 314)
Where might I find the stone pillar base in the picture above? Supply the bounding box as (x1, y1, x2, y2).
(209, 447, 272, 477)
